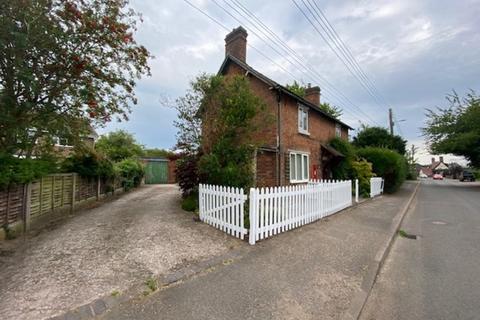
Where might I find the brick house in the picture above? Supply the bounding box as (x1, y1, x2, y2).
(202, 26, 352, 187)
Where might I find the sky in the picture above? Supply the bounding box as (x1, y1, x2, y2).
(99, 0, 480, 166)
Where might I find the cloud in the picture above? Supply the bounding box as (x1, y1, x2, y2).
(98, 0, 480, 161)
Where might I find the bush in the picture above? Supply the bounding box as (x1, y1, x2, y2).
(357, 147, 407, 193)
(329, 137, 356, 179)
(181, 193, 198, 212)
(351, 159, 374, 197)
(0, 153, 57, 189)
(114, 158, 145, 190)
(176, 154, 199, 197)
(61, 148, 115, 179)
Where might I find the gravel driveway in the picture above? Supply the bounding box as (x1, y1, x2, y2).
(0, 184, 242, 320)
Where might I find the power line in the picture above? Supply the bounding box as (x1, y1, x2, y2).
(293, 0, 389, 114)
(214, 0, 380, 125)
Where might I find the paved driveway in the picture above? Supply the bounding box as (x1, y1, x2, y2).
(0, 185, 242, 320)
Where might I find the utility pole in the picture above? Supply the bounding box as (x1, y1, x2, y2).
(389, 108, 394, 135)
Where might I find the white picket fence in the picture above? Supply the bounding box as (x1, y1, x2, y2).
(198, 180, 353, 245)
(370, 177, 384, 198)
(198, 184, 248, 239)
(248, 180, 352, 245)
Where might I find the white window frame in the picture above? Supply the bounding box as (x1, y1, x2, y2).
(54, 136, 73, 148)
(335, 123, 342, 137)
(289, 151, 309, 183)
(298, 104, 309, 135)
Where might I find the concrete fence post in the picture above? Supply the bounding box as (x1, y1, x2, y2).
(96, 176, 101, 200)
(23, 183, 32, 232)
(71, 173, 76, 213)
(355, 179, 359, 203)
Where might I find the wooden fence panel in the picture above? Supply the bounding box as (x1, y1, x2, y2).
(0, 185, 25, 225)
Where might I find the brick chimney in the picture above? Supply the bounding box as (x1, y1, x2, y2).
(305, 84, 321, 106)
(431, 157, 435, 164)
(225, 26, 248, 62)
(439, 156, 444, 163)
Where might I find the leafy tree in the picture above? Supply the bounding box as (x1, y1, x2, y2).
(95, 130, 143, 162)
(163, 73, 213, 154)
(61, 147, 114, 178)
(353, 126, 407, 155)
(357, 147, 407, 193)
(286, 82, 342, 119)
(0, 0, 151, 157)
(285, 80, 306, 97)
(142, 148, 175, 159)
(319, 102, 342, 120)
(423, 91, 480, 167)
(198, 75, 267, 190)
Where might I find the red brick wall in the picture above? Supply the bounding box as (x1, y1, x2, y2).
(256, 150, 277, 187)
(202, 60, 350, 188)
(167, 160, 177, 184)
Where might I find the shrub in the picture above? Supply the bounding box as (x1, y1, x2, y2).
(61, 148, 115, 179)
(351, 159, 373, 197)
(329, 137, 356, 179)
(176, 154, 199, 197)
(181, 193, 198, 212)
(0, 153, 57, 189)
(114, 158, 145, 190)
(357, 147, 407, 193)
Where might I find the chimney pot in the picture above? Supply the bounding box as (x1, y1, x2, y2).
(225, 26, 248, 62)
(431, 157, 435, 164)
(439, 156, 444, 163)
(305, 86, 321, 106)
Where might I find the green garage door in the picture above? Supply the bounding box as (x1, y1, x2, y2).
(145, 160, 168, 184)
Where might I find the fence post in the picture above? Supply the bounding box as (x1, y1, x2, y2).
(96, 176, 101, 200)
(198, 184, 203, 221)
(355, 179, 359, 203)
(249, 188, 257, 245)
(71, 173, 76, 213)
(23, 182, 32, 232)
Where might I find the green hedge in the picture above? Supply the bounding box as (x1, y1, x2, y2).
(114, 158, 145, 191)
(61, 148, 114, 179)
(0, 153, 57, 190)
(357, 147, 407, 193)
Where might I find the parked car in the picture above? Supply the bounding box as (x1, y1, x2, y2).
(419, 172, 428, 179)
(433, 174, 443, 180)
(460, 171, 476, 182)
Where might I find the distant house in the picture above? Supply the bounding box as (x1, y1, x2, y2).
(417, 156, 449, 177)
(201, 26, 352, 187)
(53, 125, 98, 157)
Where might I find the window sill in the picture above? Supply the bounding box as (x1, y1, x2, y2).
(290, 179, 309, 184)
(298, 130, 310, 136)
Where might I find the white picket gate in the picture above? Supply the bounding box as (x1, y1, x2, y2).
(370, 177, 384, 198)
(248, 180, 352, 245)
(198, 184, 248, 239)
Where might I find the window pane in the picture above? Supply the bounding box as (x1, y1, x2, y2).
(290, 154, 296, 181)
(296, 154, 302, 180)
(303, 110, 308, 131)
(298, 108, 302, 131)
(303, 155, 308, 180)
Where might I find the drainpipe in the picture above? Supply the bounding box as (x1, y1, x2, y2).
(276, 88, 282, 186)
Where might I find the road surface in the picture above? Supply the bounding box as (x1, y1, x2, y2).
(361, 179, 480, 320)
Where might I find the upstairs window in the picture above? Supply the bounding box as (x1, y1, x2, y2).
(335, 123, 342, 137)
(298, 105, 309, 134)
(290, 152, 309, 183)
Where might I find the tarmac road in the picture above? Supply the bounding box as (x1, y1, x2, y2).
(361, 179, 480, 320)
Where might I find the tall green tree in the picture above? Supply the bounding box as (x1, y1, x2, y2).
(0, 0, 150, 157)
(163, 73, 212, 154)
(198, 75, 267, 189)
(285, 82, 342, 119)
(423, 91, 480, 167)
(353, 126, 407, 155)
(285, 80, 306, 97)
(95, 130, 143, 162)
